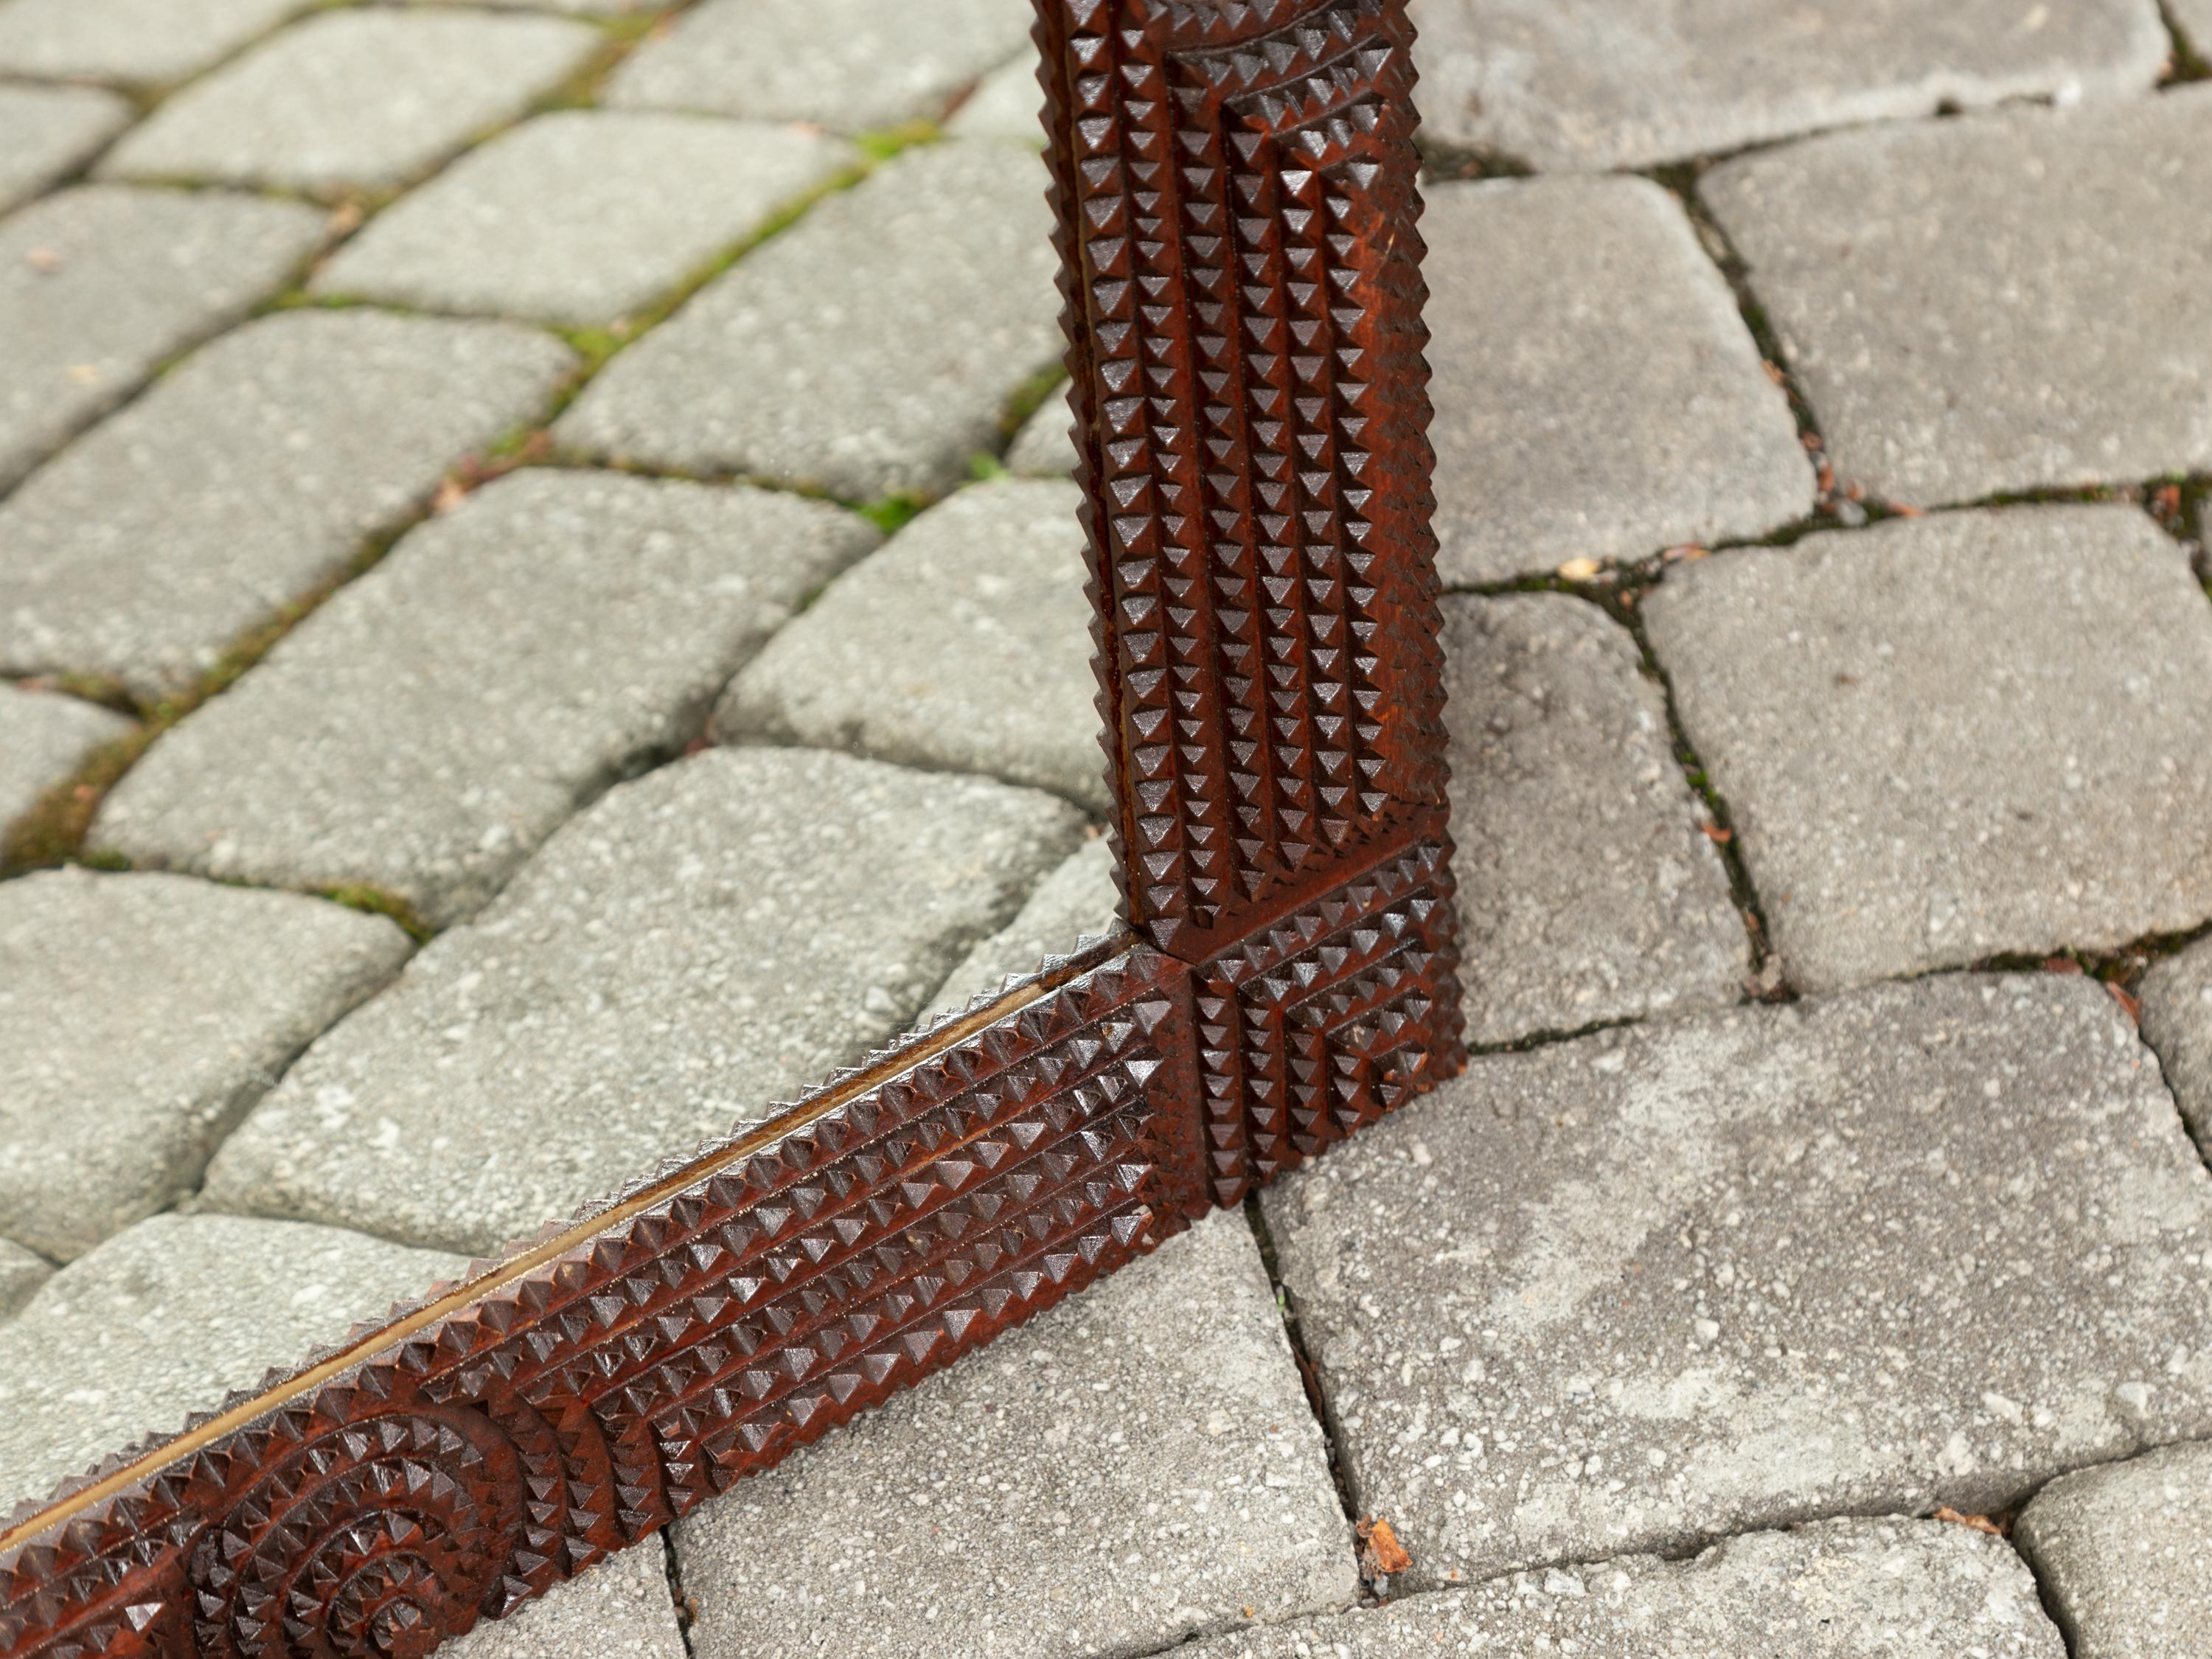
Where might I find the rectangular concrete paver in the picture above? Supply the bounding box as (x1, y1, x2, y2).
(0, 309, 574, 697)
(0, 683, 132, 839)
(2143, 937, 2212, 1158)
(2016, 1441, 2212, 1659)
(0, 0, 309, 85)
(946, 47, 1047, 142)
(717, 479, 1105, 810)
(0, 184, 325, 490)
(1643, 507, 2212, 992)
(1424, 178, 1811, 586)
(199, 748, 1087, 1255)
(1180, 1519, 2061, 1657)
(608, 0, 1032, 131)
(448, 1545, 686, 1659)
(924, 836, 1121, 1018)
(1442, 594, 1744, 1045)
(0, 1239, 49, 1324)
(0, 1213, 461, 1517)
(93, 469, 877, 927)
(1704, 89, 2212, 507)
(672, 1209, 1357, 1659)
(0, 85, 131, 213)
(1411, 0, 2168, 171)
(311, 111, 858, 328)
(99, 9, 601, 192)
(1262, 975, 2212, 1587)
(1006, 383, 1077, 478)
(556, 140, 1062, 500)
(0, 869, 411, 1262)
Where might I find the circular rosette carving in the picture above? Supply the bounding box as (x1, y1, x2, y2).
(189, 1405, 524, 1659)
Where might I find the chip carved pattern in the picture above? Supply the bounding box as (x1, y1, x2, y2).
(0, 4, 1464, 1654)
(1043, 0, 1450, 962)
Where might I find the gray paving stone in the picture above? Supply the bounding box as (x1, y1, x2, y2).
(1424, 178, 1811, 587)
(0, 684, 131, 837)
(200, 748, 1086, 1254)
(717, 479, 1103, 810)
(0, 310, 574, 697)
(924, 837, 1121, 1018)
(2143, 937, 2212, 1158)
(1006, 383, 1077, 478)
(0, 0, 307, 85)
(2177, 0, 2212, 52)
(0, 1214, 461, 1517)
(1412, 0, 2168, 171)
(1262, 974, 2212, 1587)
(1181, 1518, 2061, 1658)
(607, 0, 1032, 131)
(2017, 1441, 2212, 1659)
(0, 1239, 49, 1324)
(0, 85, 131, 213)
(0, 869, 410, 1262)
(448, 1545, 686, 1659)
(673, 1209, 1357, 1659)
(1643, 507, 2212, 993)
(1703, 90, 2212, 507)
(947, 47, 1046, 142)
(94, 470, 877, 928)
(556, 140, 1061, 500)
(100, 10, 601, 192)
(0, 184, 324, 490)
(312, 111, 856, 327)
(1442, 594, 1743, 1045)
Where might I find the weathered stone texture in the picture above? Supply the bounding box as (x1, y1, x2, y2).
(1442, 594, 1744, 1045)
(1412, 0, 2169, 171)
(673, 1211, 1357, 1659)
(0, 184, 324, 490)
(0, 310, 574, 696)
(313, 111, 856, 327)
(1006, 383, 1077, 478)
(556, 141, 1061, 500)
(0, 0, 308, 85)
(199, 748, 1086, 1255)
(2143, 936, 2212, 1157)
(94, 470, 877, 927)
(0, 1214, 461, 1516)
(100, 9, 600, 191)
(0, 85, 131, 213)
(1644, 507, 2212, 992)
(1263, 975, 2212, 1587)
(717, 479, 1104, 810)
(446, 1545, 687, 1659)
(0, 1239, 49, 1324)
(1703, 89, 2212, 506)
(2016, 1441, 2212, 1659)
(1423, 178, 1811, 586)
(0, 684, 132, 838)
(608, 0, 1032, 131)
(0, 869, 411, 1262)
(947, 48, 1047, 142)
(1181, 1519, 2062, 1657)
(924, 837, 1121, 1018)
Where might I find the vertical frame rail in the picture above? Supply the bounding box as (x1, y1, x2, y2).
(0, 4, 1462, 1655)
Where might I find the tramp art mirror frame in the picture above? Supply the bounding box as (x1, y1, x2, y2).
(0, 3, 1468, 1654)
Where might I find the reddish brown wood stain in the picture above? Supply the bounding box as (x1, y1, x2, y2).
(0, 4, 1462, 1653)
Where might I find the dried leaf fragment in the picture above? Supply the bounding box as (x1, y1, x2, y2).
(1357, 1514, 1412, 1577)
(1933, 1506, 2006, 1537)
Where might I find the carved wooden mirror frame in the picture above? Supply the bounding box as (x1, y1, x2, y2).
(0, 4, 1466, 1654)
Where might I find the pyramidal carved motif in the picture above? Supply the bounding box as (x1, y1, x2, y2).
(0, 4, 1461, 1654)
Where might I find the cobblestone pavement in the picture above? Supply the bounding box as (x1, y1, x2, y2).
(2, 1, 2211, 1653)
